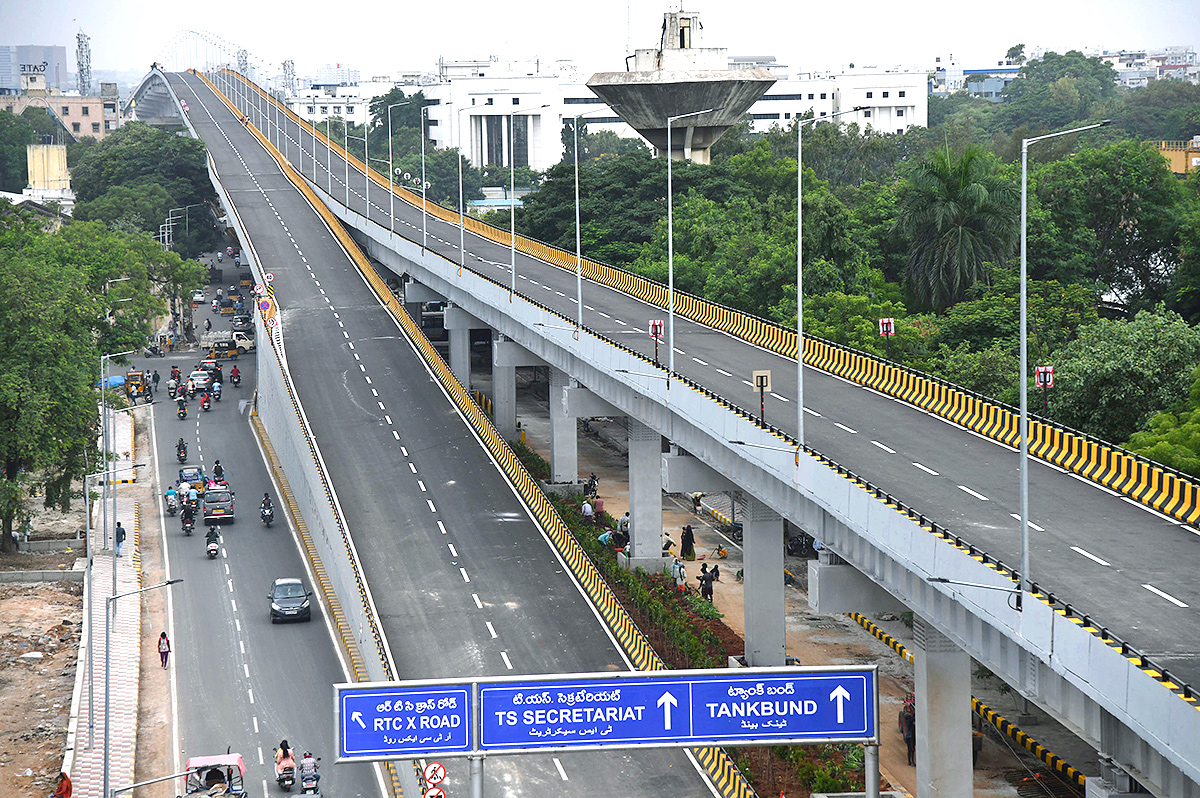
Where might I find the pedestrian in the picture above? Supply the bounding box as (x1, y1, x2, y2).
(618, 512, 631, 536)
(50, 770, 72, 798)
(671, 558, 687, 594)
(680, 524, 696, 560)
(697, 563, 714, 601)
(152, 370, 161, 392)
(901, 706, 916, 765)
(581, 499, 593, 525)
(158, 631, 171, 668)
(205, 317, 212, 332)
(114, 521, 126, 557)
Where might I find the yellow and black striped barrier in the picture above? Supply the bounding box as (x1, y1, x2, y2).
(844, 612, 1086, 790)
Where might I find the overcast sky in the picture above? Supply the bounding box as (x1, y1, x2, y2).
(7, 0, 1200, 80)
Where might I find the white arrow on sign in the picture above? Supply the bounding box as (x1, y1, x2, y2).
(657, 691, 678, 730)
(830, 685, 851, 724)
(351, 711, 366, 729)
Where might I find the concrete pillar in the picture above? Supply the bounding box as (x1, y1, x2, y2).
(548, 368, 578, 483)
(912, 618, 973, 798)
(741, 495, 785, 666)
(625, 420, 663, 568)
(492, 337, 517, 441)
(449, 327, 470, 386)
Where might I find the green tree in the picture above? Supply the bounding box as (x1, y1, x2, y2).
(895, 144, 1019, 311)
(1006, 44, 1026, 65)
(74, 183, 174, 233)
(1050, 307, 1200, 443)
(69, 122, 212, 206)
(1031, 139, 1183, 308)
(0, 213, 100, 551)
(1168, 173, 1200, 322)
(999, 51, 1117, 131)
(1126, 365, 1200, 476)
(0, 111, 38, 192)
(1113, 80, 1200, 140)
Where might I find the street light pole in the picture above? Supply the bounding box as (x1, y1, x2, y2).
(421, 104, 432, 251)
(795, 106, 864, 445)
(666, 108, 713, 375)
(572, 108, 613, 331)
(103, 580, 182, 798)
(386, 102, 412, 235)
(507, 104, 550, 299)
(457, 105, 475, 273)
(1018, 119, 1110, 608)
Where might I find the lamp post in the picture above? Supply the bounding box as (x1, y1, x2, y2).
(1018, 119, 1110, 608)
(420, 104, 434, 251)
(666, 108, 713, 374)
(572, 108, 614, 330)
(456, 105, 476, 273)
(103, 580, 182, 798)
(345, 130, 367, 210)
(83, 463, 143, 750)
(507, 104, 551, 298)
(796, 106, 864, 444)
(386, 101, 412, 235)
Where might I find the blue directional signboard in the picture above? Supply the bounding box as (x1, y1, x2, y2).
(336, 667, 876, 761)
(477, 667, 876, 754)
(336, 681, 472, 761)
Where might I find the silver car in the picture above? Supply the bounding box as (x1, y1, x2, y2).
(188, 369, 212, 392)
(202, 488, 234, 524)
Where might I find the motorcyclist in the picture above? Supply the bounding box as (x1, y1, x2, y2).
(261, 493, 273, 513)
(176, 437, 188, 456)
(165, 484, 178, 510)
(275, 740, 296, 778)
(170, 365, 181, 381)
(298, 752, 319, 785)
(212, 380, 222, 400)
(186, 378, 196, 397)
(176, 397, 187, 416)
(212, 461, 225, 482)
(166, 377, 178, 396)
(200, 390, 211, 409)
(206, 527, 220, 545)
(230, 366, 241, 385)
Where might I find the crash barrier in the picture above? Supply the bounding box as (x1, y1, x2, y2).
(203, 69, 1200, 782)
(223, 71, 1200, 532)
(206, 69, 756, 798)
(844, 612, 1086, 790)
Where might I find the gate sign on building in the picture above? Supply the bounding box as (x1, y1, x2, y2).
(337, 667, 876, 762)
(337, 682, 472, 760)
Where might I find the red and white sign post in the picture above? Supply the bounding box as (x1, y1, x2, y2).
(649, 319, 665, 366)
(878, 317, 896, 361)
(1035, 366, 1054, 414)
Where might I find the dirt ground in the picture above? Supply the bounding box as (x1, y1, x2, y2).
(0, 492, 86, 798)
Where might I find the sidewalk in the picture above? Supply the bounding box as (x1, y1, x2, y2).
(64, 406, 144, 796)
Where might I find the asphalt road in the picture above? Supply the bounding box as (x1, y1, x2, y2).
(140, 332, 381, 798)
(204, 74, 1200, 690)
(171, 71, 721, 798)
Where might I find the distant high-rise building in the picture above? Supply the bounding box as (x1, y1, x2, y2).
(0, 45, 70, 93)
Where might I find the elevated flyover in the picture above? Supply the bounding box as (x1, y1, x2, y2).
(176, 68, 1200, 797)
(125, 67, 188, 129)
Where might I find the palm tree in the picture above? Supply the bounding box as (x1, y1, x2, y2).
(896, 144, 1019, 311)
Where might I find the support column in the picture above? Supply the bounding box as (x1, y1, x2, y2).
(912, 618, 973, 798)
(548, 368, 578, 483)
(492, 335, 517, 441)
(625, 420, 663, 568)
(741, 495, 785, 666)
(448, 327, 470, 386)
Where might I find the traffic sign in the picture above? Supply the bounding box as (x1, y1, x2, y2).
(254, 284, 264, 295)
(878, 318, 895, 337)
(478, 667, 876, 753)
(337, 682, 471, 761)
(1035, 365, 1054, 388)
(259, 300, 272, 312)
(266, 317, 277, 329)
(423, 762, 446, 785)
(264, 272, 275, 283)
(424, 789, 445, 798)
(648, 320, 665, 339)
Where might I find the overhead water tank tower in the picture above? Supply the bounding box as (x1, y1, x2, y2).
(587, 10, 776, 164)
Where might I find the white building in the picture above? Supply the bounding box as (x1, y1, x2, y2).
(745, 70, 928, 134)
(287, 80, 397, 127)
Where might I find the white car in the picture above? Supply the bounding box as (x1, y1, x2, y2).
(188, 370, 212, 392)
(192, 290, 206, 304)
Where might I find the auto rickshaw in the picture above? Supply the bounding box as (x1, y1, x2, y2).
(179, 753, 246, 796)
(125, 370, 151, 403)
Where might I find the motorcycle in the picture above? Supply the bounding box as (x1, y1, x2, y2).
(206, 531, 220, 559)
(182, 515, 195, 536)
(212, 383, 222, 402)
(143, 343, 165, 358)
(261, 506, 274, 528)
(200, 394, 212, 412)
(167, 384, 178, 400)
(584, 472, 600, 499)
(276, 765, 295, 792)
(176, 443, 188, 462)
(298, 759, 320, 795)
(177, 405, 188, 420)
(170, 366, 181, 381)
(230, 372, 241, 387)
(166, 494, 179, 517)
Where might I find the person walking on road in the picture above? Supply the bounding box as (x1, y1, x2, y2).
(152, 370, 161, 393)
(680, 524, 696, 560)
(158, 632, 171, 668)
(114, 522, 126, 557)
(697, 562, 714, 601)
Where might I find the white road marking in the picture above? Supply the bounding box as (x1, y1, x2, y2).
(472, 593, 483, 609)
(408, 463, 417, 473)
(486, 621, 498, 639)
(958, 485, 989, 501)
(371, 389, 378, 397)
(365, 376, 372, 384)
(834, 423, 858, 434)
(1184, 526, 1200, 536)
(1009, 514, 1045, 532)
(803, 407, 821, 417)
(912, 462, 939, 476)
(257, 747, 263, 766)
(385, 415, 392, 424)
(692, 357, 708, 366)
(245, 664, 251, 678)
(871, 441, 896, 454)
(231, 599, 238, 612)
(418, 481, 427, 492)
(427, 499, 437, 512)
(742, 380, 754, 387)
(392, 430, 400, 440)
(598, 312, 610, 318)
(437, 521, 447, 535)
(501, 651, 513, 669)
(1121, 495, 1180, 524)
(1143, 584, 1189, 608)
(448, 544, 458, 557)
(239, 640, 245, 654)
(1071, 546, 1111, 567)
(248, 688, 254, 704)
(715, 368, 733, 377)
(235, 619, 241, 632)
(401, 447, 409, 456)
(553, 758, 569, 781)
(377, 402, 385, 411)
(459, 567, 470, 583)
(772, 394, 789, 402)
